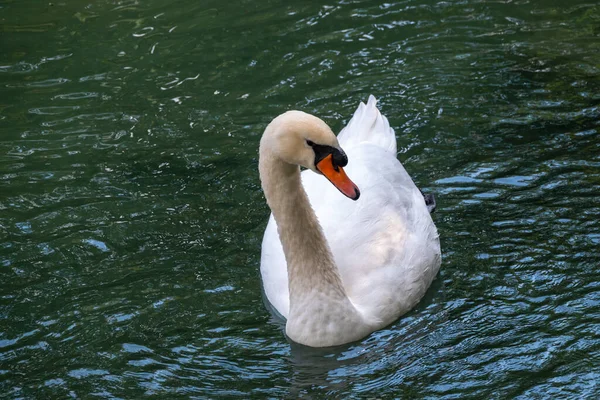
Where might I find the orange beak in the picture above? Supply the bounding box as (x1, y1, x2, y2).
(316, 154, 360, 200)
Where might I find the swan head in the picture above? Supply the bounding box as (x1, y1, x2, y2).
(260, 110, 360, 200)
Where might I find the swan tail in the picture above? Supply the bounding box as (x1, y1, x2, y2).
(337, 95, 397, 154)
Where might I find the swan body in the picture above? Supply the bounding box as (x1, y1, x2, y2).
(259, 96, 441, 347)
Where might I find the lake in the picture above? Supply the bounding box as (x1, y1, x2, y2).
(1, 0, 599, 398)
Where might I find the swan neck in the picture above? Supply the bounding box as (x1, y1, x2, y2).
(259, 117, 375, 347)
(259, 154, 345, 299)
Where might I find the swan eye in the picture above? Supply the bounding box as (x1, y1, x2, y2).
(306, 140, 315, 147)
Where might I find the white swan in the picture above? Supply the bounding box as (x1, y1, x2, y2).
(259, 95, 441, 347)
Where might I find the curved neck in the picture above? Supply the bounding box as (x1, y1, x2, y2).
(258, 118, 372, 346)
(259, 153, 347, 305)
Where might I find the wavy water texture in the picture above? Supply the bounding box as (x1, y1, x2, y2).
(1, 0, 600, 398)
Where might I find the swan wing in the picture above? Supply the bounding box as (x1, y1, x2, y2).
(311, 144, 441, 323)
(337, 95, 397, 155)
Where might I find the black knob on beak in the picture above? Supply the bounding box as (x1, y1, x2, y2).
(332, 148, 348, 168)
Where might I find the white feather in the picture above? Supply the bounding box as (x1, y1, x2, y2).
(337, 94, 397, 154)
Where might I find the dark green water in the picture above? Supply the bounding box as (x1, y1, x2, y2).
(1, 0, 600, 398)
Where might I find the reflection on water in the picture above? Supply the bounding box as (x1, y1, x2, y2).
(1, 0, 599, 398)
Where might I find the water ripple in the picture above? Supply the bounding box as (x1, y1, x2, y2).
(1, 0, 600, 398)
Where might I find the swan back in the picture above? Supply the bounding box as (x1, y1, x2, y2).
(337, 95, 397, 154)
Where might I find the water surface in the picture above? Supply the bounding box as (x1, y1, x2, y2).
(1, 0, 600, 398)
